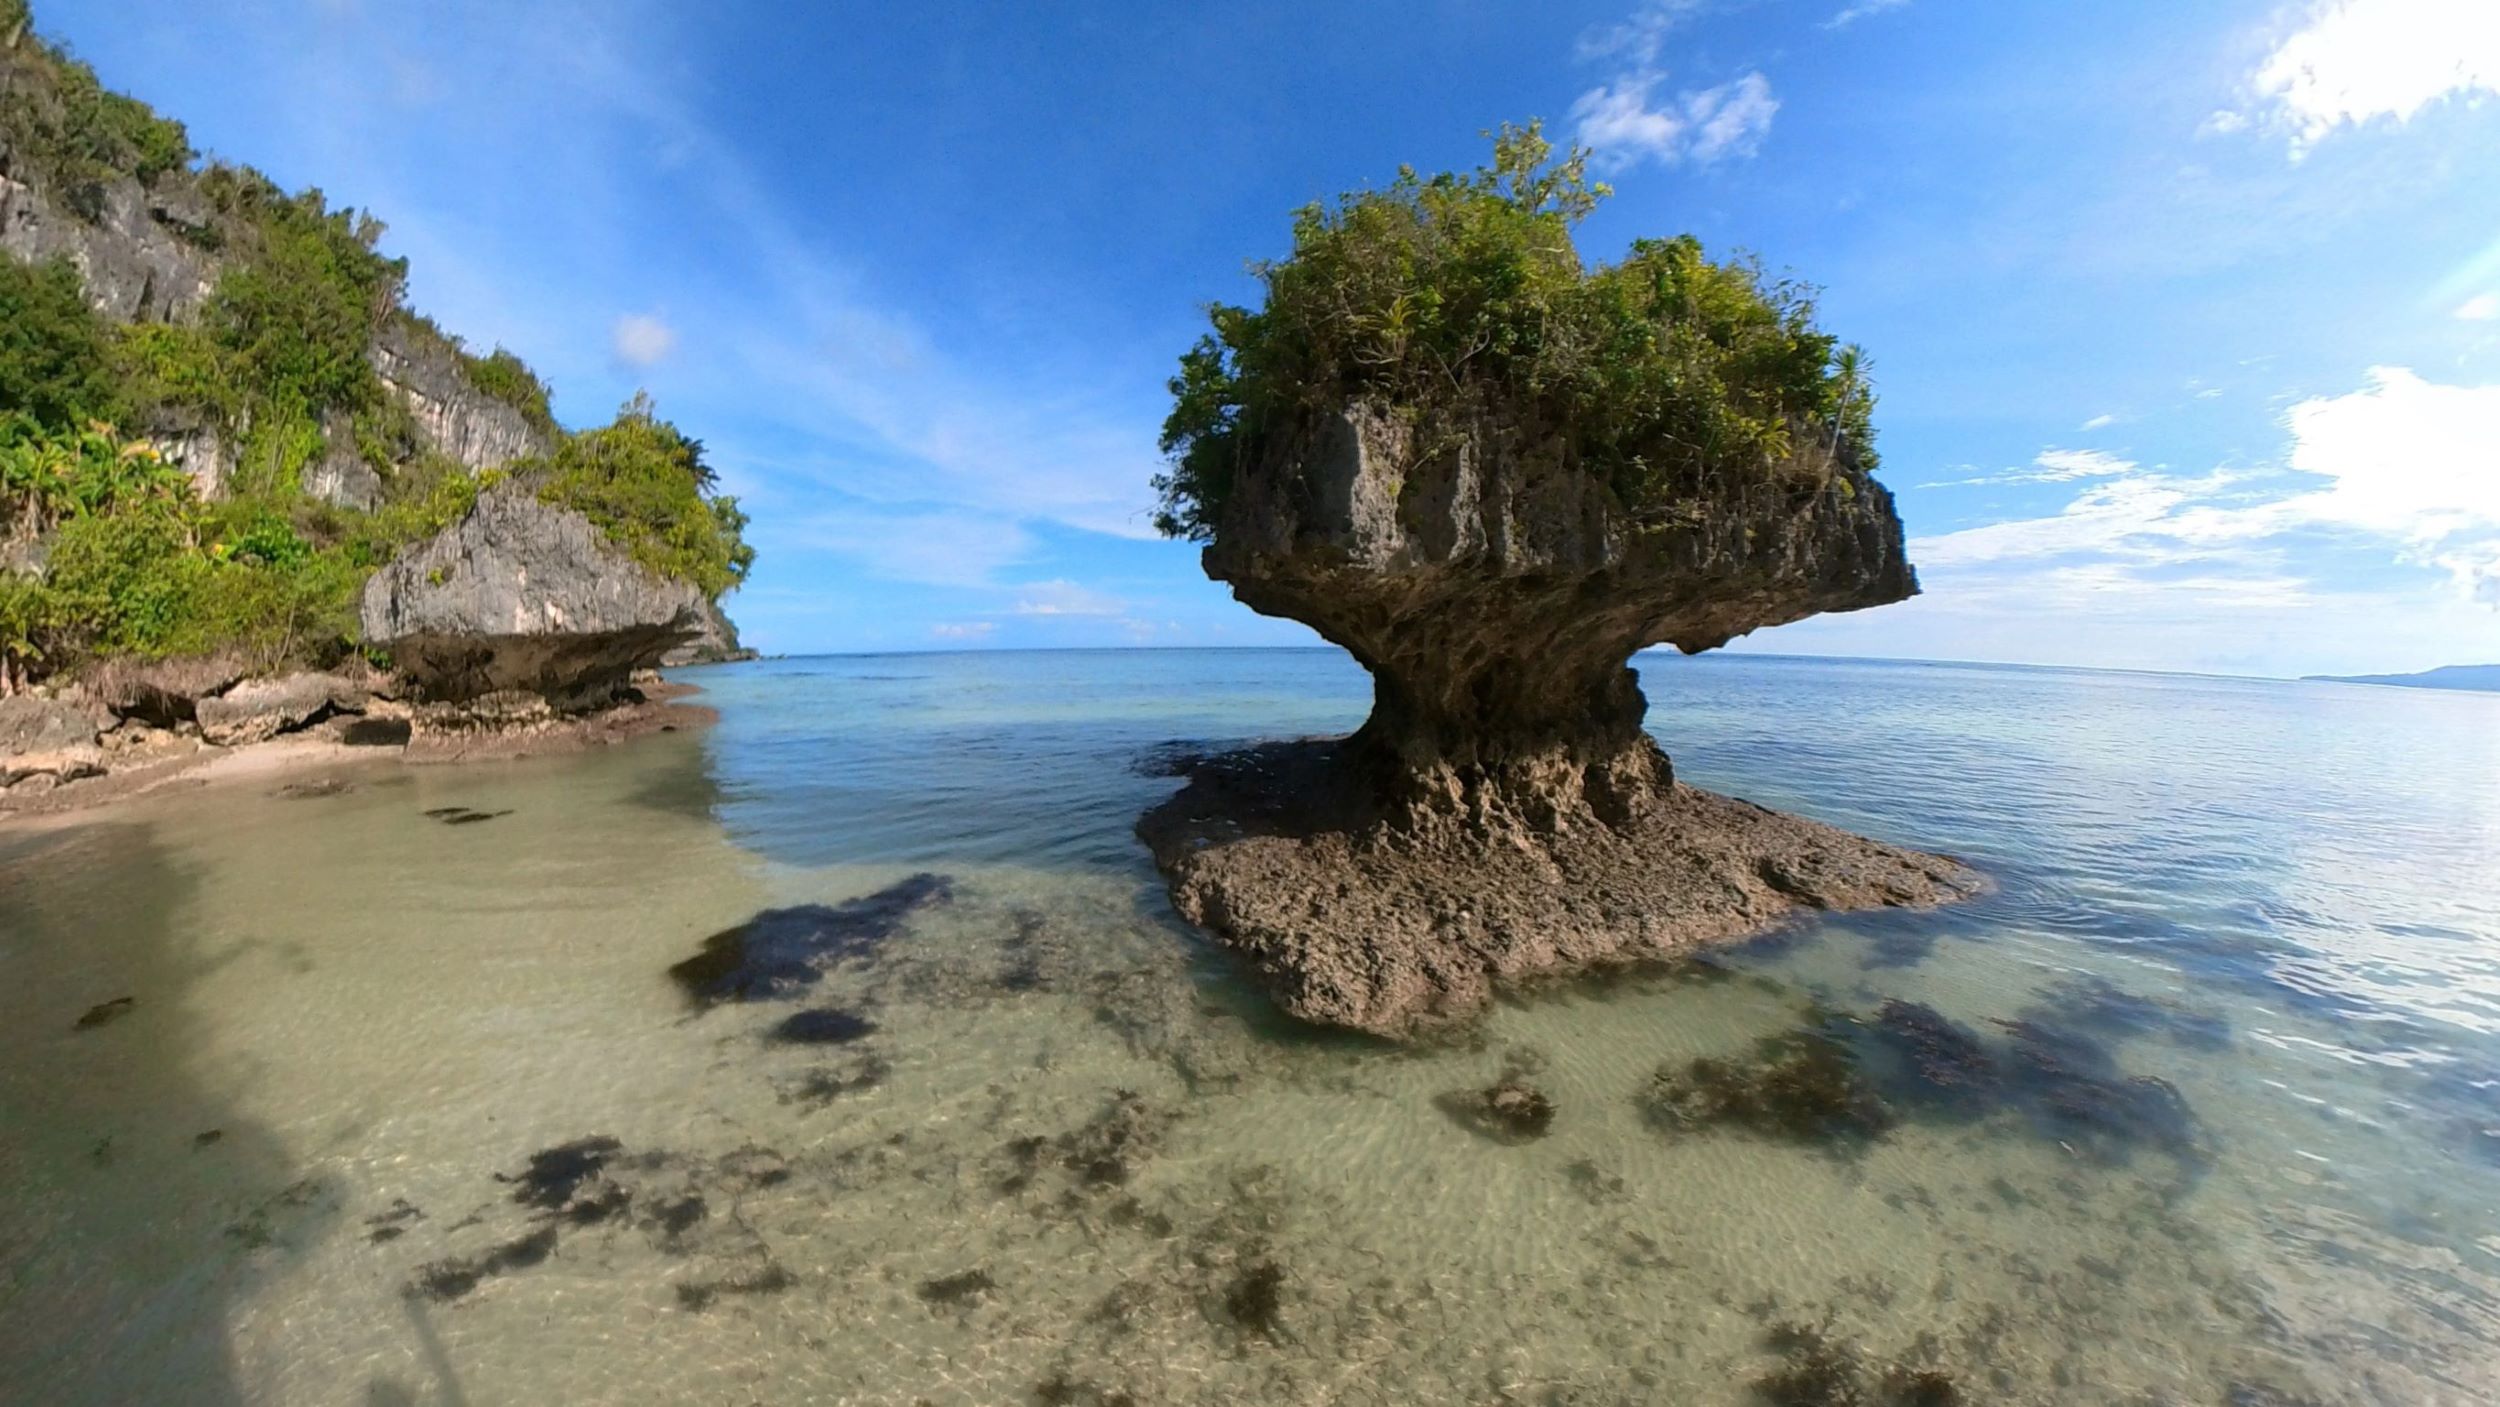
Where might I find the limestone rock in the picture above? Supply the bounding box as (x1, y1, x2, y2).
(194, 672, 369, 746)
(361, 486, 706, 708)
(661, 597, 756, 667)
(301, 412, 382, 511)
(1204, 403, 1915, 822)
(0, 694, 104, 786)
(370, 319, 553, 472)
(146, 421, 234, 502)
(0, 157, 220, 323)
(1141, 402, 1973, 1038)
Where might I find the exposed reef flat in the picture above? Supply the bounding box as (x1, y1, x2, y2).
(1140, 738, 1982, 1039)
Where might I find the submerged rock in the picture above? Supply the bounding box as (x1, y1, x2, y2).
(1437, 1076, 1557, 1144)
(667, 875, 955, 1007)
(360, 486, 709, 711)
(1145, 740, 1977, 1038)
(1138, 407, 1976, 1038)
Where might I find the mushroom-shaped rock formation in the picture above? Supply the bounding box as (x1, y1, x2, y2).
(361, 485, 705, 714)
(1136, 125, 1980, 1038)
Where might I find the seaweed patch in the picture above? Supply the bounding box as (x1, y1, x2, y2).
(1642, 1017, 1896, 1153)
(918, 1268, 998, 1307)
(1641, 1000, 2210, 1170)
(768, 1007, 878, 1045)
(667, 874, 956, 1006)
(73, 996, 136, 1031)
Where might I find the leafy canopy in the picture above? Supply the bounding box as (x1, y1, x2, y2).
(1154, 122, 1877, 540)
(0, 256, 125, 428)
(526, 393, 755, 601)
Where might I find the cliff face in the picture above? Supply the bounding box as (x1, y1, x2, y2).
(0, 150, 216, 321)
(369, 318, 553, 473)
(1205, 403, 1916, 828)
(0, 35, 550, 496)
(361, 487, 705, 708)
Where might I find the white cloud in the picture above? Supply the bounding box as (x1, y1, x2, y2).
(1923, 447, 2140, 488)
(611, 312, 677, 368)
(1012, 579, 1125, 617)
(1575, 0, 1709, 66)
(2237, 0, 2500, 155)
(2275, 367, 2500, 540)
(1573, 71, 1778, 168)
(2080, 413, 2117, 431)
(1910, 369, 2500, 610)
(1824, 0, 1908, 31)
(2456, 292, 2500, 320)
(788, 509, 1036, 587)
(930, 621, 996, 640)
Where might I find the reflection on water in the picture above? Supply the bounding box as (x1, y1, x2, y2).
(2, 650, 2497, 1404)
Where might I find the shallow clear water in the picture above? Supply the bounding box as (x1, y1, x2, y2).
(3, 649, 2497, 1405)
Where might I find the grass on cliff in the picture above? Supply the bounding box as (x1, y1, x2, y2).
(1152, 122, 1878, 540)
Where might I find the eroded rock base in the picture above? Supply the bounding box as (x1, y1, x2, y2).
(1139, 739, 1984, 1039)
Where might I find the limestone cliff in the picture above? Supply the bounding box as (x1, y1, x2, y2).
(361, 487, 705, 710)
(0, 28, 551, 500)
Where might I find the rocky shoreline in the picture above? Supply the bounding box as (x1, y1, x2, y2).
(0, 671, 717, 821)
(2, 483, 743, 821)
(1141, 737, 1983, 1038)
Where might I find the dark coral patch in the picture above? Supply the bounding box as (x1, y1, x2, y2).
(769, 1008, 878, 1045)
(918, 1269, 997, 1307)
(1221, 1260, 1286, 1341)
(498, 1136, 623, 1212)
(668, 874, 955, 1006)
(74, 996, 136, 1031)
(1643, 1021, 1896, 1152)
(408, 1224, 559, 1302)
(1437, 1079, 1556, 1144)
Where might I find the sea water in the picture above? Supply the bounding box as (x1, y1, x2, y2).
(1, 650, 2495, 1405)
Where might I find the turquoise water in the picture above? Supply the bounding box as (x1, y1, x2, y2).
(2, 649, 2497, 1404)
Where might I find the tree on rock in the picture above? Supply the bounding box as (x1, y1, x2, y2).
(1140, 124, 1974, 1038)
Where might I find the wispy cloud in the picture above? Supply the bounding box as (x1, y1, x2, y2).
(2456, 292, 2500, 321)
(1913, 368, 2500, 611)
(610, 312, 676, 368)
(1923, 447, 2140, 489)
(2080, 413, 2118, 431)
(1573, 71, 1778, 169)
(786, 509, 1037, 588)
(2224, 0, 2500, 157)
(1012, 579, 1125, 617)
(930, 621, 996, 640)
(1571, 2, 1777, 169)
(1824, 0, 1909, 31)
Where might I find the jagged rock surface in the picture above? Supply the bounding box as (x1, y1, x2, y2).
(1142, 403, 1975, 1037)
(361, 487, 705, 709)
(662, 597, 756, 667)
(369, 319, 553, 473)
(0, 148, 218, 322)
(0, 694, 102, 787)
(193, 671, 369, 746)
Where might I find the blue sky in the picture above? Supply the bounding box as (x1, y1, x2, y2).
(39, 0, 2500, 675)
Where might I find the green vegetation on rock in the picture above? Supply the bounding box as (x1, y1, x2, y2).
(523, 393, 755, 600)
(0, 5, 751, 692)
(0, 256, 124, 427)
(1153, 122, 1878, 540)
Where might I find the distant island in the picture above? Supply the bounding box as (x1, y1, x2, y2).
(2305, 664, 2500, 693)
